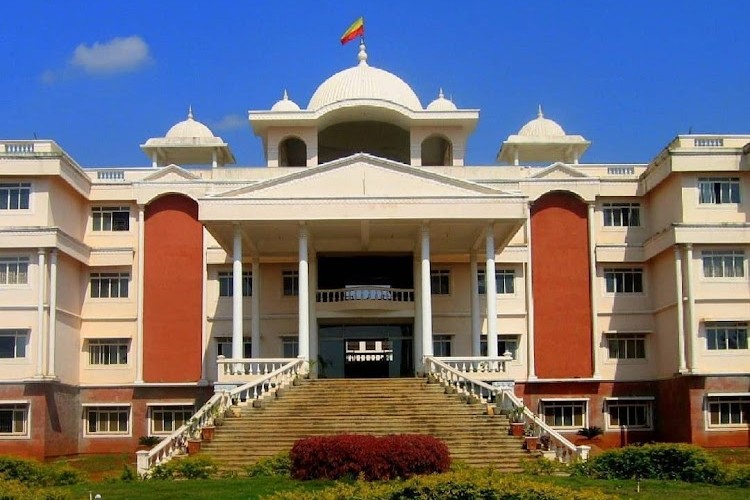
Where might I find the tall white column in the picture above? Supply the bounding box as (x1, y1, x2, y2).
(298, 226, 310, 360)
(674, 245, 687, 373)
(308, 251, 318, 372)
(470, 251, 481, 356)
(685, 244, 698, 372)
(587, 202, 601, 378)
(35, 249, 46, 378)
(421, 225, 433, 357)
(251, 258, 261, 358)
(485, 226, 498, 357)
(211, 149, 218, 169)
(413, 255, 423, 370)
(151, 151, 157, 168)
(525, 204, 536, 379)
(135, 205, 145, 383)
(47, 250, 58, 377)
(232, 226, 244, 359)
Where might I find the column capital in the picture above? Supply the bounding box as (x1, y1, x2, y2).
(37, 248, 47, 256)
(685, 243, 693, 251)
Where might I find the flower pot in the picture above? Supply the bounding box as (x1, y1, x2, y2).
(524, 436, 539, 450)
(201, 425, 216, 442)
(187, 438, 202, 455)
(510, 422, 525, 437)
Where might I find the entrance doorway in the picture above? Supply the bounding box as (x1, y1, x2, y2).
(318, 324, 413, 378)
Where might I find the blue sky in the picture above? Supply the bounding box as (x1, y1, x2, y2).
(1, 1, 748, 167)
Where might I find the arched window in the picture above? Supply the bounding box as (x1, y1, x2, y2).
(279, 137, 307, 167)
(421, 135, 453, 166)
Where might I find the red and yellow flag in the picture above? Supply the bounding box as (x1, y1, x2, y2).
(340, 17, 364, 45)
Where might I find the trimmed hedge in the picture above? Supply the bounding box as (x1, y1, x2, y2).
(290, 434, 451, 481)
(149, 455, 217, 480)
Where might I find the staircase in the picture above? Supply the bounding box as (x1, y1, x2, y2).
(200, 377, 532, 472)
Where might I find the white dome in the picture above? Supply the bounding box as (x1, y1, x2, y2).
(426, 89, 457, 111)
(165, 107, 216, 139)
(308, 43, 422, 111)
(271, 90, 301, 112)
(517, 106, 566, 137)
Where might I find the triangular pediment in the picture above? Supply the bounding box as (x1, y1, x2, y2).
(530, 162, 589, 179)
(140, 164, 200, 182)
(214, 154, 512, 199)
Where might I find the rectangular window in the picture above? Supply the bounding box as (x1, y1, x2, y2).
(0, 330, 28, 359)
(604, 268, 643, 294)
(606, 399, 652, 429)
(218, 271, 252, 297)
(282, 337, 299, 358)
(430, 269, 450, 295)
(0, 183, 30, 210)
(433, 335, 452, 357)
(216, 337, 252, 358)
(480, 335, 519, 359)
(541, 400, 587, 429)
(86, 406, 129, 435)
(478, 269, 515, 295)
(707, 396, 749, 427)
(0, 257, 29, 285)
(90, 272, 129, 298)
(706, 322, 749, 351)
(88, 339, 129, 365)
(702, 250, 745, 278)
(607, 334, 646, 359)
(92, 207, 130, 231)
(699, 177, 740, 204)
(603, 203, 641, 227)
(0, 404, 28, 436)
(150, 405, 194, 435)
(283, 270, 299, 297)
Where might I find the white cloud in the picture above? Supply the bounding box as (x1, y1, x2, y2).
(213, 114, 247, 131)
(70, 35, 151, 74)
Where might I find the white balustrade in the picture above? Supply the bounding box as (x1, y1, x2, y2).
(96, 169, 125, 181)
(425, 356, 585, 463)
(434, 355, 511, 374)
(138, 358, 305, 477)
(606, 166, 635, 175)
(217, 356, 299, 382)
(694, 138, 723, 147)
(316, 286, 414, 303)
(3, 143, 35, 154)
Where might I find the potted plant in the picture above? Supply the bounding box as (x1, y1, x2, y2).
(523, 424, 539, 450)
(187, 419, 202, 454)
(509, 405, 526, 437)
(137, 435, 160, 451)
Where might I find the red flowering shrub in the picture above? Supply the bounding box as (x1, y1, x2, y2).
(290, 434, 451, 480)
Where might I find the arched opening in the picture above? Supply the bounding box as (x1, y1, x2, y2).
(421, 135, 453, 166)
(278, 137, 307, 167)
(318, 121, 410, 164)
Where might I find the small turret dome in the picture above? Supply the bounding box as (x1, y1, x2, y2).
(426, 89, 457, 111)
(517, 106, 565, 137)
(271, 90, 301, 112)
(308, 43, 422, 111)
(165, 107, 216, 139)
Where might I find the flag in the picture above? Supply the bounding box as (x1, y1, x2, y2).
(340, 17, 364, 45)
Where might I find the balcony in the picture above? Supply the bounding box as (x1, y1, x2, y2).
(316, 285, 414, 312)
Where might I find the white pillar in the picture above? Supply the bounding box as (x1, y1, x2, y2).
(685, 244, 698, 372)
(413, 255, 423, 370)
(470, 251, 481, 356)
(309, 251, 318, 372)
(35, 249, 46, 378)
(251, 258, 261, 358)
(525, 204, 536, 379)
(232, 226, 244, 359)
(135, 205, 145, 383)
(587, 202, 601, 378)
(674, 245, 687, 373)
(151, 151, 157, 169)
(421, 225, 433, 357)
(211, 149, 218, 169)
(485, 226, 498, 357)
(513, 148, 519, 166)
(298, 226, 310, 360)
(47, 250, 58, 377)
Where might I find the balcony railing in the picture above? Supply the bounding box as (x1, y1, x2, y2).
(316, 286, 414, 303)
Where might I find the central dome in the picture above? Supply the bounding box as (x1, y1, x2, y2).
(308, 44, 422, 111)
(165, 107, 216, 139)
(517, 106, 566, 137)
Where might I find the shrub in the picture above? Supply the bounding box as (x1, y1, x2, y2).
(724, 463, 750, 487)
(120, 464, 137, 482)
(149, 455, 217, 480)
(521, 457, 570, 476)
(0, 456, 82, 487)
(574, 443, 725, 484)
(577, 426, 603, 439)
(290, 434, 451, 481)
(0, 479, 71, 500)
(245, 453, 291, 477)
(138, 436, 161, 448)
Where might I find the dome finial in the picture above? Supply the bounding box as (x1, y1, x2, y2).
(358, 42, 368, 66)
(438, 88, 444, 99)
(537, 104, 543, 118)
(283, 89, 289, 101)
(188, 105, 194, 120)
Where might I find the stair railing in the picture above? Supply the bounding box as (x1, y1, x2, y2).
(424, 356, 588, 463)
(136, 358, 306, 477)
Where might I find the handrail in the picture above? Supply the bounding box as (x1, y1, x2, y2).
(424, 356, 587, 463)
(316, 286, 414, 303)
(434, 355, 512, 374)
(137, 358, 305, 476)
